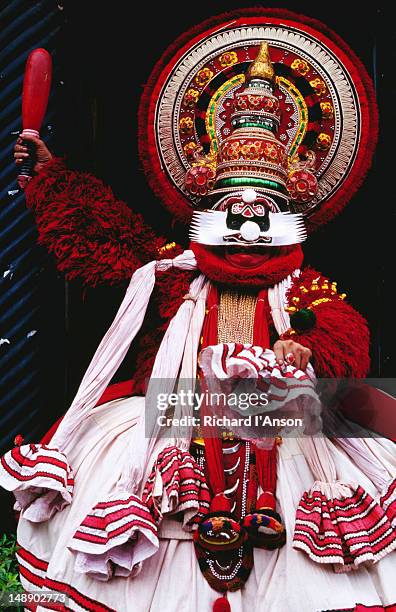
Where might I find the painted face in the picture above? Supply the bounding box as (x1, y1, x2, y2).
(189, 188, 306, 249)
(226, 200, 270, 233)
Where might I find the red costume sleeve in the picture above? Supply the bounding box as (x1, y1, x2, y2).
(24, 158, 164, 286)
(24, 159, 196, 393)
(286, 268, 370, 378)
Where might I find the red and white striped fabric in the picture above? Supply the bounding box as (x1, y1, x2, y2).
(17, 543, 117, 611)
(0, 443, 74, 522)
(380, 478, 396, 526)
(294, 484, 396, 571)
(293, 438, 396, 571)
(16, 542, 48, 592)
(199, 342, 318, 410)
(69, 491, 159, 581)
(143, 446, 210, 528)
(200, 342, 314, 380)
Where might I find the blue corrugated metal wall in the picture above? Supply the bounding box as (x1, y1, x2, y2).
(0, 1, 62, 454)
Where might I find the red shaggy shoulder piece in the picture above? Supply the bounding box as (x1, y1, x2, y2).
(25, 161, 194, 391)
(24, 158, 164, 286)
(287, 267, 328, 307)
(287, 268, 370, 378)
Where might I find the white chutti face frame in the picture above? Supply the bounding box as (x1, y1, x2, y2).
(189, 209, 307, 247)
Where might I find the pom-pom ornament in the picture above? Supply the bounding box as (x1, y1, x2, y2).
(239, 221, 261, 242)
(241, 189, 257, 204)
(290, 307, 317, 333)
(194, 493, 248, 552)
(242, 492, 286, 550)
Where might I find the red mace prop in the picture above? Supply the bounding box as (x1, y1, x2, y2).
(18, 48, 52, 189)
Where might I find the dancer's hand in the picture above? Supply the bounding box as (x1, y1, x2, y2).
(273, 339, 312, 371)
(14, 132, 53, 176)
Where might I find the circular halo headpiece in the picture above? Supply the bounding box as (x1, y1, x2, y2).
(139, 8, 377, 233)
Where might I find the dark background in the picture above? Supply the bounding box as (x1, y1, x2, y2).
(1, 1, 395, 531)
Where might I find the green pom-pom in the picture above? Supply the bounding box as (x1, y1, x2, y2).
(290, 308, 316, 332)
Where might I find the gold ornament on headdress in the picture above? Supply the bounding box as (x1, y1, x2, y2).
(247, 42, 275, 82)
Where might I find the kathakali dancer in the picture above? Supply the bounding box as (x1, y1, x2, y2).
(3, 8, 396, 612)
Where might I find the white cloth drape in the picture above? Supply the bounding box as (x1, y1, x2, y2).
(52, 250, 198, 450)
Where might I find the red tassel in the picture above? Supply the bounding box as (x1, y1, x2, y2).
(256, 491, 276, 511)
(14, 434, 24, 446)
(253, 288, 270, 348)
(255, 443, 277, 493)
(213, 596, 231, 612)
(210, 492, 232, 514)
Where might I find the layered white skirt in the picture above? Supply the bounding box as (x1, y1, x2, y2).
(17, 396, 396, 612)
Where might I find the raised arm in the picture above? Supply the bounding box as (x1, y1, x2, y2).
(14, 134, 163, 286)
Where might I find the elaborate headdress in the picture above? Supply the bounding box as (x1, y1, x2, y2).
(139, 8, 377, 237)
(187, 41, 308, 247)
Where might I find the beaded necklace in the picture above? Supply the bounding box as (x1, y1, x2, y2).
(217, 289, 258, 344)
